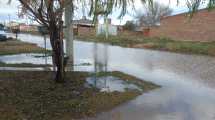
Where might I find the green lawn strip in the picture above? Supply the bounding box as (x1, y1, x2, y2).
(0, 61, 92, 68)
(0, 61, 52, 68)
(0, 71, 159, 120)
(0, 39, 51, 56)
(76, 35, 215, 56)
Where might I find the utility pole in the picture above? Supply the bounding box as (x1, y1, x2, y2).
(64, 3, 74, 70)
(8, 14, 11, 31)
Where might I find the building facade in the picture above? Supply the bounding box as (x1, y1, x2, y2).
(73, 17, 95, 36)
(97, 19, 118, 36)
(149, 9, 215, 42)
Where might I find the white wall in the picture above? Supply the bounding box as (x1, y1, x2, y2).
(97, 24, 118, 36)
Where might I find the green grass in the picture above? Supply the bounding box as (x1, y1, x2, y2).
(0, 61, 52, 67)
(76, 35, 215, 56)
(0, 39, 51, 56)
(164, 41, 215, 55)
(0, 71, 159, 120)
(0, 61, 93, 68)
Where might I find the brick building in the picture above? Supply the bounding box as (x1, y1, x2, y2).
(149, 9, 215, 42)
(97, 19, 118, 36)
(73, 17, 95, 36)
(19, 24, 39, 33)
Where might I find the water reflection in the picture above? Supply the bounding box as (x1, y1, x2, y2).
(91, 43, 109, 88)
(0, 67, 45, 71)
(86, 76, 141, 92)
(6, 32, 53, 49)
(0, 54, 52, 65)
(83, 47, 215, 120)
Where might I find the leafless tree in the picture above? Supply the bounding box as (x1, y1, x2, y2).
(17, 0, 70, 83)
(9, 0, 215, 83)
(136, 2, 172, 27)
(13, 0, 135, 83)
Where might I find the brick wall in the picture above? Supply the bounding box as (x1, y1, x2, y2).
(77, 25, 95, 36)
(150, 9, 215, 42)
(119, 30, 143, 37)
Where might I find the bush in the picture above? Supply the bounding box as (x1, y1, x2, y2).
(123, 21, 136, 31)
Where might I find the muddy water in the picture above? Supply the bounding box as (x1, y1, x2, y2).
(4, 33, 215, 120)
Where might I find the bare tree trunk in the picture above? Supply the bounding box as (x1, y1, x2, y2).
(49, 21, 65, 83)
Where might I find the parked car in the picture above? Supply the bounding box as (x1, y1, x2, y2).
(0, 30, 7, 41)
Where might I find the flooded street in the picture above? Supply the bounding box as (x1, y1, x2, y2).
(3, 33, 215, 120)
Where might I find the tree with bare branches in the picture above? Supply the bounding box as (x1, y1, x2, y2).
(136, 2, 172, 28)
(15, 0, 136, 83)
(17, 0, 68, 82)
(9, 0, 215, 83)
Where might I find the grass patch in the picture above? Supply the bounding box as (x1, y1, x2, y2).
(0, 71, 158, 120)
(0, 61, 52, 68)
(0, 61, 92, 68)
(76, 35, 215, 56)
(0, 39, 50, 55)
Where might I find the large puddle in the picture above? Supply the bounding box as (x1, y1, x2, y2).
(0, 53, 52, 64)
(86, 76, 142, 92)
(3, 33, 215, 120)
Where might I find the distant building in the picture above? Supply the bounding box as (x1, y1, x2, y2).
(19, 24, 39, 33)
(97, 19, 118, 36)
(6, 21, 20, 33)
(73, 16, 95, 36)
(5, 22, 39, 33)
(6, 21, 19, 28)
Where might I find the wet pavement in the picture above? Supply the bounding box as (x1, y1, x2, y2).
(3, 33, 215, 120)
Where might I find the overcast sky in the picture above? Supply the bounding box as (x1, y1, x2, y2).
(0, 0, 207, 25)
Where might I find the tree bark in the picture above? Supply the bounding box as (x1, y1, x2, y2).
(49, 21, 65, 83)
